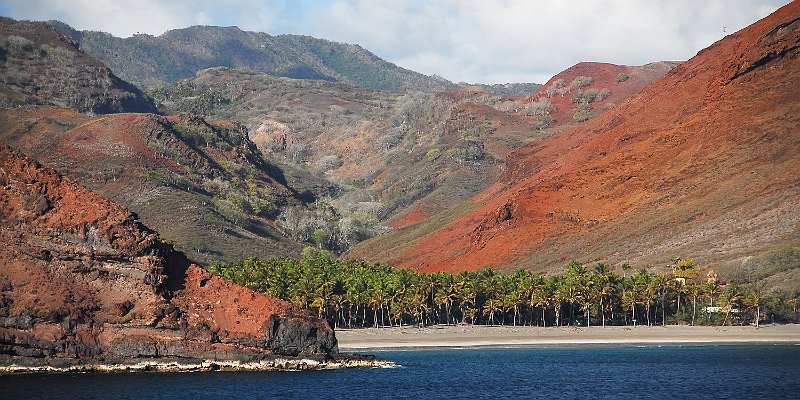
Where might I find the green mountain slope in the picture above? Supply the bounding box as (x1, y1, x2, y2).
(48, 21, 454, 92)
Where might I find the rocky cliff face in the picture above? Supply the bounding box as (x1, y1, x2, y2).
(0, 143, 336, 365)
(0, 17, 157, 114)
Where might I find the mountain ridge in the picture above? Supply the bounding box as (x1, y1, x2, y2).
(47, 21, 455, 92)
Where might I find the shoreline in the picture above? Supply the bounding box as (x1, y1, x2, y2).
(336, 324, 800, 351)
(0, 356, 395, 374)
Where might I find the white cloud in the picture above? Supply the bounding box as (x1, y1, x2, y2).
(1, 0, 790, 83)
(308, 0, 789, 83)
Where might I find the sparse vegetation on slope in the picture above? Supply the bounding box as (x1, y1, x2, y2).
(150, 68, 538, 239)
(0, 17, 157, 113)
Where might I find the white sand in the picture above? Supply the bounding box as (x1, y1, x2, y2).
(336, 324, 800, 350)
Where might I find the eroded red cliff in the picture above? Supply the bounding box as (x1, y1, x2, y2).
(0, 144, 336, 365)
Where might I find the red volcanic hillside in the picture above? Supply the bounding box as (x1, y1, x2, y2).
(358, 2, 800, 285)
(527, 61, 677, 129)
(0, 144, 336, 365)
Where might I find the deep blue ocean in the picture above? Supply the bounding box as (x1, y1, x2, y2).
(3, 345, 799, 399)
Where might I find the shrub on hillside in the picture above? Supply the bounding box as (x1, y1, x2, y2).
(617, 73, 629, 83)
(523, 98, 556, 116)
(316, 155, 343, 171)
(570, 76, 593, 89)
(531, 114, 556, 130)
(277, 198, 385, 253)
(572, 88, 611, 104)
(573, 103, 593, 122)
(545, 79, 568, 97)
(426, 148, 442, 162)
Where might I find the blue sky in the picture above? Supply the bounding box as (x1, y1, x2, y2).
(1, 0, 790, 84)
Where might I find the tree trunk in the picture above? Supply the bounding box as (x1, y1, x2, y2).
(631, 304, 635, 326)
(585, 306, 590, 328)
(691, 296, 697, 326)
(542, 306, 547, 327)
(600, 296, 605, 327)
(755, 305, 760, 328)
(514, 306, 518, 326)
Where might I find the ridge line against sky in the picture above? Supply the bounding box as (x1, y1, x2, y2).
(0, 0, 790, 84)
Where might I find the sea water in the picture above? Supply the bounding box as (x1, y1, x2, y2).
(2, 345, 799, 399)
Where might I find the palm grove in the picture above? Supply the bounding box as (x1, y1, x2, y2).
(210, 248, 799, 329)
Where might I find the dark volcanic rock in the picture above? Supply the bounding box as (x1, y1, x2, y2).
(267, 315, 338, 357)
(0, 143, 337, 365)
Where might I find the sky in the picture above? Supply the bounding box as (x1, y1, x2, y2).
(0, 0, 790, 84)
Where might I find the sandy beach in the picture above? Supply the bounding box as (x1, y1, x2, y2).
(336, 324, 800, 350)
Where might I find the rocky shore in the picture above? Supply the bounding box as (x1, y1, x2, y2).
(0, 354, 394, 373)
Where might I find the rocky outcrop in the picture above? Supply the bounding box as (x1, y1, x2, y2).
(0, 17, 157, 114)
(0, 143, 337, 367)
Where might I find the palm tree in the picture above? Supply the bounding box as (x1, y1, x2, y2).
(592, 269, 614, 327)
(369, 282, 389, 328)
(688, 283, 700, 326)
(743, 288, 764, 327)
(621, 290, 634, 326)
(550, 276, 566, 326)
(291, 274, 316, 310)
(434, 287, 457, 325)
(652, 274, 669, 325)
(579, 276, 595, 328)
(702, 282, 722, 323)
(789, 297, 799, 316)
(456, 271, 478, 325)
(529, 277, 550, 327)
(720, 286, 744, 326)
(483, 298, 502, 326)
(621, 271, 646, 325)
(562, 282, 580, 326)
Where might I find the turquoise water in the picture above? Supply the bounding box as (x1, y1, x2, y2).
(2, 345, 799, 399)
